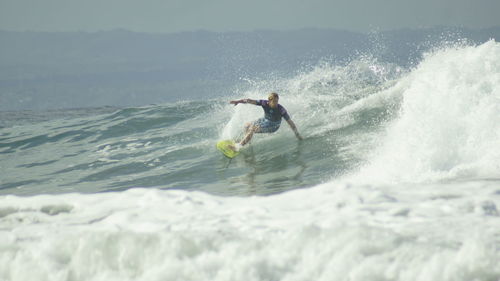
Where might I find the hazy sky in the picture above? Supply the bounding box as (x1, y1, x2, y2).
(1, 0, 499, 33)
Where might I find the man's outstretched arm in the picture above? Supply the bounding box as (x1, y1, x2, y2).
(230, 99, 258, 106)
(286, 119, 302, 140)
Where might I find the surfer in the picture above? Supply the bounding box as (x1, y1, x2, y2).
(230, 92, 302, 150)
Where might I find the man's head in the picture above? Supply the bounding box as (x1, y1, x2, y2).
(268, 92, 279, 108)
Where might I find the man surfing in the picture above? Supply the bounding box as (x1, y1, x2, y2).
(229, 92, 302, 151)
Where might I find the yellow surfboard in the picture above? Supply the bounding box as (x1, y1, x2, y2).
(216, 140, 240, 158)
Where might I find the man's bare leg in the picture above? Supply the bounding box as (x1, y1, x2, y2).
(240, 125, 258, 146)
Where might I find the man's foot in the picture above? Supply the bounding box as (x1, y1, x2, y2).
(229, 143, 242, 152)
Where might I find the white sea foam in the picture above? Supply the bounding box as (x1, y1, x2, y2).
(1, 180, 499, 281)
(355, 40, 500, 183)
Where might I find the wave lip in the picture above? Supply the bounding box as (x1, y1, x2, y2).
(354, 41, 500, 184)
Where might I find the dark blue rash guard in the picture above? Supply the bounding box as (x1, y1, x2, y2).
(256, 100, 291, 122)
(250, 100, 291, 133)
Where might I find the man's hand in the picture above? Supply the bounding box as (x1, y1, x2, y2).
(230, 99, 248, 106)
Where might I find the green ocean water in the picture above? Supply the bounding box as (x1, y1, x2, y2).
(0, 100, 389, 196)
(0, 59, 399, 196)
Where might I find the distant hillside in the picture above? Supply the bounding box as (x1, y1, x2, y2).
(0, 27, 498, 110)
